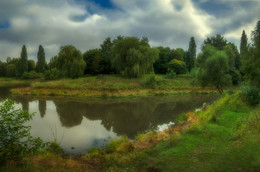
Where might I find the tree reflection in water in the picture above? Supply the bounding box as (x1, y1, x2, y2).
(51, 95, 219, 139)
(0, 89, 220, 154)
(39, 100, 46, 118)
(0, 91, 219, 139)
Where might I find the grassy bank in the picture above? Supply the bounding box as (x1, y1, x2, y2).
(0, 77, 33, 87)
(9, 74, 224, 97)
(1, 93, 259, 171)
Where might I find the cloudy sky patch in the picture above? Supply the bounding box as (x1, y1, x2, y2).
(0, 0, 259, 61)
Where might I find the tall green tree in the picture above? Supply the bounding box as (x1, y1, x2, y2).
(48, 56, 58, 69)
(240, 30, 248, 64)
(36, 45, 47, 73)
(228, 42, 241, 70)
(100, 37, 114, 74)
(224, 44, 236, 70)
(170, 48, 184, 61)
(243, 21, 260, 86)
(224, 44, 241, 85)
(19, 45, 28, 75)
(112, 37, 159, 78)
(57, 45, 86, 78)
(153, 47, 172, 74)
(5, 57, 19, 77)
(0, 61, 6, 76)
(83, 49, 102, 75)
(187, 37, 196, 72)
(203, 34, 227, 50)
(28, 59, 36, 72)
(197, 45, 231, 93)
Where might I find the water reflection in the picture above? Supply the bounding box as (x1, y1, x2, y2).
(39, 100, 46, 118)
(0, 87, 219, 154)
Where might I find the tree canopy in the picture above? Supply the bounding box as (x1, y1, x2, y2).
(187, 37, 196, 72)
(56, 45, 86, 78)
(100, 37, 114, 74)
(36, 45, 47, 73)
(18, 45, 28, 76)
(112, 37, 159, 77)
(242, 21, 260, 86)
(198, 45, 231, 93)
(203, 34, 227, 50)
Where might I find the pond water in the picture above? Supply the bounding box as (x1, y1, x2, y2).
(0, 86, 220, 155)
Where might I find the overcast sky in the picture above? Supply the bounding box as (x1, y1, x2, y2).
(0, 0, 259, 61)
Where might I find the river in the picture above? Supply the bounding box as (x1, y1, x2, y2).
(0, 86, 219, 155)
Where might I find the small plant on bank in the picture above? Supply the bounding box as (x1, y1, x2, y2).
(46, 142, 65, 155)
(165, 70, 176, 79)
(21, 71, 42, 79)
(142, 74, 157, 88)
(44, 68, 59, 80)
(241, 84, 260, 105)
(0, 99, 47, 162)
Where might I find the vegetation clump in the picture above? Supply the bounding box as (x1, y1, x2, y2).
(0, 99, 46, 163)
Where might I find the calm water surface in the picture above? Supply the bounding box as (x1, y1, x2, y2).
(0, 86, 219, 155)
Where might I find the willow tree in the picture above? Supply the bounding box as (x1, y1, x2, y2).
(112, 37, 159, 78)
(57, 45, 86, 78)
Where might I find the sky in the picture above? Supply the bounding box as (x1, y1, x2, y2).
(0, 0, 259, 62)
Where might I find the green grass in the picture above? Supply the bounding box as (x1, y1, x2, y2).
(31, 74, 199, 91)
(0, 77, 33, 86)
(131, 93, 260, 172)
(10, 74, 224, 98)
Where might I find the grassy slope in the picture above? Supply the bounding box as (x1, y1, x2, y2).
(132, 93, 260, 172)
(86, 93, 260, 171)
(9, 74, 221, 97)
(1, 93, 259, 172)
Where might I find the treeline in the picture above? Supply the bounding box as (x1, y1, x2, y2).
(0, 35, 197, 79)
(0, 21, 259, 93)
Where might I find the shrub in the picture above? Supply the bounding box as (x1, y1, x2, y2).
(168, 59, 186, 74)
(0, 99, 46, 162)
(105, 137, 129, 153)
(165, 70, 176, 79)
(46, 142, 64, 155)
(44, 68, 59, 80)
(21, 71, 42, 79)
(142, 74, 157, 88)
(241, 84, 260, 105)
(229, 70, 241, 85)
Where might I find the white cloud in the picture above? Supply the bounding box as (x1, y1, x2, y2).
(225, 19, 258, 40)
(0, 0, 259, 61)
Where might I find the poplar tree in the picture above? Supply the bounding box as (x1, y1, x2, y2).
(36, 45, 46, 73)
(240, 30, 248, 63)
(243, 21, 260, 86)
(19, 45, 28, 75)
(187, 37, 196, 72)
